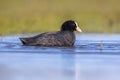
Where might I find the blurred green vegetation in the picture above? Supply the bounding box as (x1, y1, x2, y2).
(0, 0, 120, 35)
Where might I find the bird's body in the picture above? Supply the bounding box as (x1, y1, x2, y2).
(20, 31, 75, 47)
(20, 20, 82, 47)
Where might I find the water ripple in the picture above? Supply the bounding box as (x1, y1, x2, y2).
(0, 35, 120, 54)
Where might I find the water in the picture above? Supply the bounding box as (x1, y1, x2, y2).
(0, 34, 120, 80)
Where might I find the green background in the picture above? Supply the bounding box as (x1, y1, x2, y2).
(0, 0, 120, 35)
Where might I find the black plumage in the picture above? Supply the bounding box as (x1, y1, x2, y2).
(20, 20, 82, 47)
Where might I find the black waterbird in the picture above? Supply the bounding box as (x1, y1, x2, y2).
(20, 20, 82, 47)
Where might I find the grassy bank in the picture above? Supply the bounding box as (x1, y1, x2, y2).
(0, 0, 120, 35)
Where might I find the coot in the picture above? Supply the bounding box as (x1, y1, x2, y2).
(20, 20, 82, 47)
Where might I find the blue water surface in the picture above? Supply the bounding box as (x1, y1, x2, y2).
(0, 34, 120, 80)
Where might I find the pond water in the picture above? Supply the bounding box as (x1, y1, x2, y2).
(0, 34, 120, 80)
